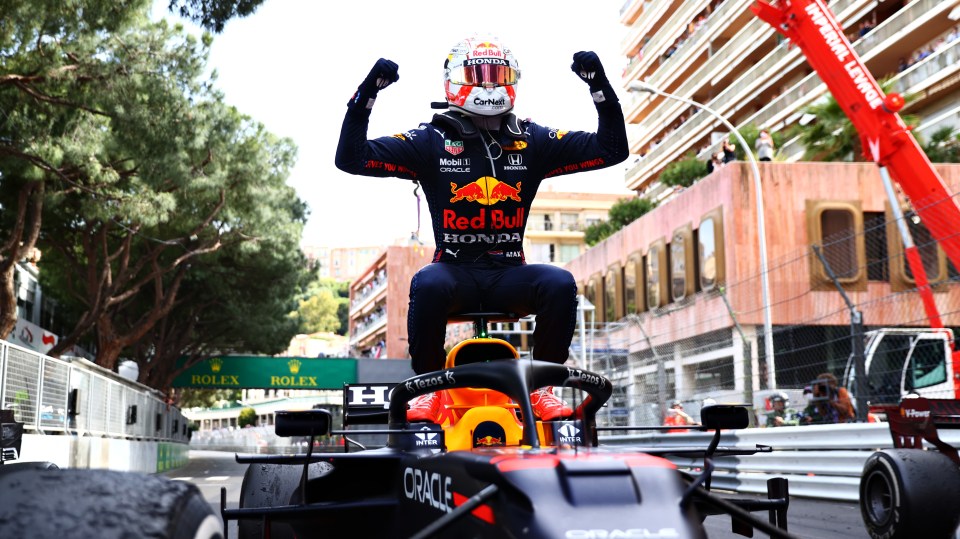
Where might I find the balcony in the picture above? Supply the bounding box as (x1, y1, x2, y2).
(625, 0, 932, 191)
(349, 269, 387, 315)
(349, 304, 386, 347)
(623, 0, 710, 84)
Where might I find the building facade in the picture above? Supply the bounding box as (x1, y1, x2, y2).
(524, 190, 629, 265)
(620, 0, 960, 197)
(564, 162, 960, 420)
(302, 244, 383, 282)
(347, 245, 434, 360)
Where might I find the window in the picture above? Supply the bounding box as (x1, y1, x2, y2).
(888, 206, 948, 292)
(585, 273, 604, 322)
(908, 337, 948, 391)
(624, 251, 644, 314)
(605, 263, 623, 321)
(527, 243, 551, 264)
(903, 211, 943, 282)
(559, 244, 581, 263)
(646, 238, 667, 309)
(820, 209, 858, 279)
(671, 224, 694, 301)
(560, 213, 579, 231)
(544, 214, 553, 231)
(698, 208, 724, 291)
(692, 358, 736, 392)
(549, 244, 556, 263)
(864, 211, 888, 281)
(527, 213, 548, 231)
(806, 201, 865, 290)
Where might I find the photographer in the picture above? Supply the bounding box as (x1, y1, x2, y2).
(800, 373, 855, 424)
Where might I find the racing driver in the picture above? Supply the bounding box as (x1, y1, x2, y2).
(335, 36, 629, 422)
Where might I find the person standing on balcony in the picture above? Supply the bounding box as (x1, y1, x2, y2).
(756, 129, 775, 162)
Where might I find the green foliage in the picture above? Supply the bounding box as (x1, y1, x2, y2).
(790, 79, 917, 162)
(290, 277, 350, 336)
(237, 406, 257, 428)
(168, 0, 266, 32)
(296, 290, 342, 334)
(584, 197, 657, 246)
(177, 388, 242, 408)
(659, 152, 708, 188)
(919, 126, 960, 163)
(0, 3, 309, 384)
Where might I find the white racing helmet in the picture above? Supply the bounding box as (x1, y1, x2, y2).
(444, 36, 520, 117)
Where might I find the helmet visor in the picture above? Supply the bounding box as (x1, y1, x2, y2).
(449, 60, 518, 86)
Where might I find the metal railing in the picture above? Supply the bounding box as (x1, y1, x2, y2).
(602, 422, 960, 501)
(0, 339, 189, 442)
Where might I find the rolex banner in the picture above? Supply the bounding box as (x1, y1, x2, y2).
(172, 356, 357, 389)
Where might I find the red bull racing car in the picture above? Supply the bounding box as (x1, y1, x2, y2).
(223, 323, 796, 539)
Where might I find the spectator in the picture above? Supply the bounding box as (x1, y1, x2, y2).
(663, 400, 697, 433)
(897, 57, 910, 72)
(756, 129, 775, 162)
(765, 392, 799, 427)
(722, 138, 736, 163)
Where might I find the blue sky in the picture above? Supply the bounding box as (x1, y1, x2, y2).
(153, 0, 633, 247)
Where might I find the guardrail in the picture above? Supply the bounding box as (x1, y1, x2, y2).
(602, 423, 960, 501)
(0, 339, 189, 442)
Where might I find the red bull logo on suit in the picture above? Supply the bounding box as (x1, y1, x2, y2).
(449, 177, 521, 205)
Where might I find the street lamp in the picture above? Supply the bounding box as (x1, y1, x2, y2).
(627, 80, 776, 389)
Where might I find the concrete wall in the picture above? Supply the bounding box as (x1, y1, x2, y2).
(17, 434, 188, 473)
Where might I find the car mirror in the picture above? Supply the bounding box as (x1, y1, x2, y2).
(275, 409, 332, 437)
(700, 405, 749, 430)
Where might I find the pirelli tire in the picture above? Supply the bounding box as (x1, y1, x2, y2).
(0, 468, 222, 539)
(859, 448, 960, 539)
(237, 461, 333, 539)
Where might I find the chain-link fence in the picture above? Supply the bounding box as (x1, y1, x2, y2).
(0, 340, 189, 442)
(574, 188, 960, 429)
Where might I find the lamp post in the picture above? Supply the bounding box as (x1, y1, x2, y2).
(627, 81, 776, 389)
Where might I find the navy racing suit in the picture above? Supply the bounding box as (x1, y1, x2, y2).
(335, 79, 628, 374)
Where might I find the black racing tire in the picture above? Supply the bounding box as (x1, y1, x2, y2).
(0, 459, 59, 479)
(859, 449, 960, 539)
(0, 468, 222, 539)
(237, 461, 332, 539)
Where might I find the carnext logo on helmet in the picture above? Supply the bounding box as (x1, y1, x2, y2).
(474, 97, 506, 106)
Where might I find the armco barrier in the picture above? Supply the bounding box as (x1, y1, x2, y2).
(1, 340, 189, 472)
(601, 423, 960, 502)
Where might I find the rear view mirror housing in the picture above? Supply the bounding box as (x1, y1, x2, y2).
(275, 409, 332, 437)
(700, 405, 749, 430)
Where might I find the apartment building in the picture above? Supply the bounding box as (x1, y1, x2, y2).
(621, 0, 960, 197)
(524, 190, 628, 265)
(347, 245, 434, 360)
(302, 244, 383, 282)
(556, 0, 960, 417)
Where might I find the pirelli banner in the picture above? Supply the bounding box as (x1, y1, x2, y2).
(172, 356, 357, 389)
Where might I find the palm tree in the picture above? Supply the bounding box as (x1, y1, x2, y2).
(792, 80, 917, 162)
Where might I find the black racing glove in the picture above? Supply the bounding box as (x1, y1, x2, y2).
(349, 58, 399, 111)
(571, 51, 618, 105)
(571, 51, 608, 90)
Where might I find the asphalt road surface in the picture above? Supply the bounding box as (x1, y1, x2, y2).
(167, 450, 871, 539)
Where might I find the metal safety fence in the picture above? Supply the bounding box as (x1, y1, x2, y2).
(0, 340, 188, 442)
(602, 423, 960, 501)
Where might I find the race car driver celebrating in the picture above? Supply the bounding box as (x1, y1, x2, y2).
(335, 36, 629, 423)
